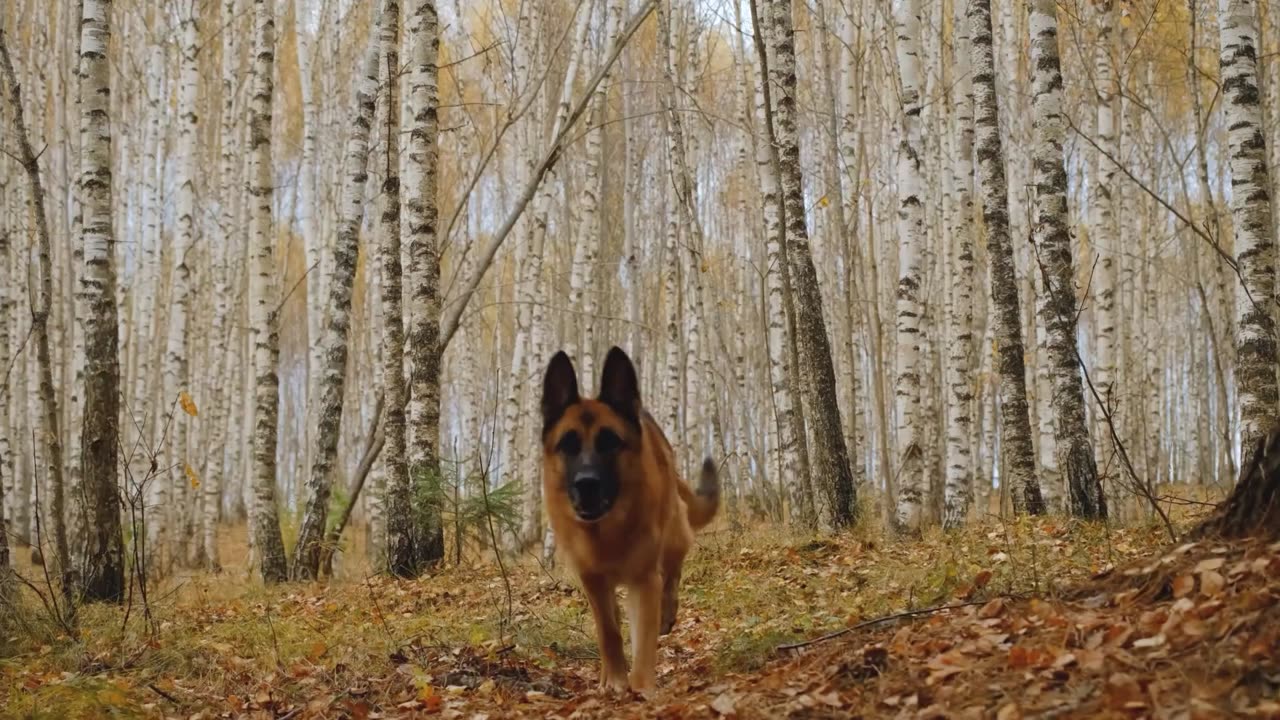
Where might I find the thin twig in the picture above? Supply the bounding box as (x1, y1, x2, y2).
(147, 683, 180, 705)
(364, 576, 396, 644)
(775, 599, 996, 653)
(263, 605, 284, 670)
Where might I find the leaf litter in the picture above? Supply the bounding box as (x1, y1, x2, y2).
(3, 518, 1279, 718)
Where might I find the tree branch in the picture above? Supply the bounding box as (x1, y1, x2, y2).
(438, 0, 659, 352)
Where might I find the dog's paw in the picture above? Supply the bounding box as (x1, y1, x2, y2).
(628, 671, 656, 699)
(660, 609, 680, 632)
(599, 673, 629, 696)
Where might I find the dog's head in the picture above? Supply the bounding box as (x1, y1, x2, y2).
(541, 347, 642, 523)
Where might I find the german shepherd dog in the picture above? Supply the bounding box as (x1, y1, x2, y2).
(541, 346, 720, 694)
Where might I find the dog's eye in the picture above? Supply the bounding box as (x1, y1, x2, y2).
(556, 431, 582, 456)
(595, 428, 623, 454)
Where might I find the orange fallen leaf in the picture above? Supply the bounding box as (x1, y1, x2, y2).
(1103, 623, 1134, 648)
(973, 569, 993, 590)
(978, 598, 1006, 619)
(1172, 574, 1195, 598)
(179, 391, 198, 417)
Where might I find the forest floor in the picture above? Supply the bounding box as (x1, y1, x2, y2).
(3, 502, 1280, 719)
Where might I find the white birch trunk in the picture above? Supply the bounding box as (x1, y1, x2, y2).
(892, 0, 928, 532)
(968, 0, 1044, 514)
(290, 14, 381, 581)
(247, 0, 288, 583)
(1091, 0, 1120, 403)
(943, 0, 976, 529)
(761, 0, 856, 529)
(376, 0, 415, 577)
(1029, 0, 1104, 518)
(751, 42, 805, 527)
(1220, 0, 1280, 453)
(405, 0, 445, 566)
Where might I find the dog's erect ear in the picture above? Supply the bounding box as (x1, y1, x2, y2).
(598, 346, 640, 425)
(542, 351, 580, 434)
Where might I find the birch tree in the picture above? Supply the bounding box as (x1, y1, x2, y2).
(1220, 0, 1279, 453)
(291, 12, 381, 582)
(77, 0, 125, 600)
(158, 0, 201, 564)
(943, 0, 976, 530)
(1028, 0, 1104, 519)
(891, 0, 929, 533)
(1090, 0, 1119, 403)
(405, 0, 446, 568)
(759, 0, 856, 529)
(968, 0, 1043, 515)
(247, 0, 288, 583)
(0, 28, 76, 622)
(376, 0, 417, 577)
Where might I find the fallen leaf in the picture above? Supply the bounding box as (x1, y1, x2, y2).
(996, 702, 1022, 720)
(1172, 574, 1195, 598)
(978, 598, 1006, 619)
(1133, 634, 1166, 649)
(1200, 570, 1226, 597)
(1180, 619, 1208, 639)
(711, 692, 737, 716)
(179, 391, 198, 417)
(306, 641, 326, 661)
(1194, 557, 1225, 573)
(973, 569, 994, 589)
(1103, 623, 1134, 648)
(1106, 673, 1144, 710)
(184, 464, 200, 489)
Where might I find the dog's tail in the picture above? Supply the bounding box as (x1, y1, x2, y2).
(682, 457, 721, 531)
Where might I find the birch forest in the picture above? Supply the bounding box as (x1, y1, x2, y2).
(3, 0, 1280, 716)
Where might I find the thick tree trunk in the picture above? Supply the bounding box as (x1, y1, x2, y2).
(290, 12, 380, 582)
(1029, 0, 1105, 519)
(1220, 0, 1280, 454)
(760, 0, 857, 530)
(890, 0, 929, 534)
(405, 0, 446, 568)
(77, 0, 126, 601)
(247, 0, 289, 584)
(1192, 420, 1280, 540)
(377, 0, 416, 578)
(968, 0, 1044, 515)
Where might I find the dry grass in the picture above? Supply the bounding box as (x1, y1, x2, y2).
(0, 506, 1232, 718)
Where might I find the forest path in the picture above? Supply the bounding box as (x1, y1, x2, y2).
(5, 514, 1274, 718)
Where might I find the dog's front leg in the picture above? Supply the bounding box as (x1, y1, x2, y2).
(581, 574, 628, 692)
(625, 571, 662, 695)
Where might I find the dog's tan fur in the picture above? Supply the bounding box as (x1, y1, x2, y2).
(541, 348, 719, 694)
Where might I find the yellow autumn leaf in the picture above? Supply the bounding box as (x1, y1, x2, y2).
(817, 195, 830, 208)
(185, 463, 200, 489)
(700, 259, 709, 273)
(179, 391, 198, 417)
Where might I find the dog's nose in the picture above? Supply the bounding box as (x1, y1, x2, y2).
(571, 472, 601, 497)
